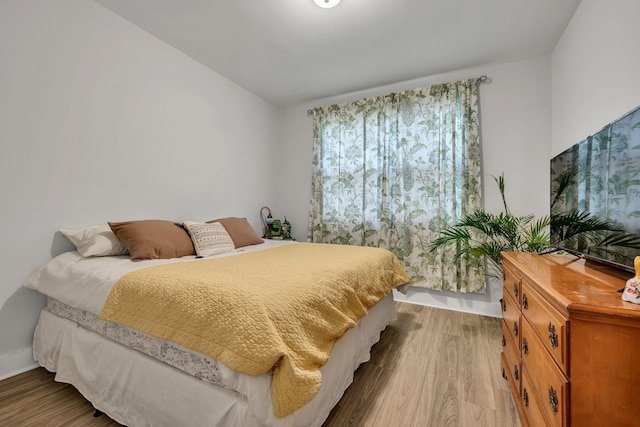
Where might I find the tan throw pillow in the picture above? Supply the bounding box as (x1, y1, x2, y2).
(183, 221, 235, 257)
(109, 220, 196, 261)
(60, 224, 129, 257)
(207, 217, 263, 248)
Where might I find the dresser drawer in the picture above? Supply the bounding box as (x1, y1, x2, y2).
(522, 367, 551, 427)
(502, 323, 521, 394)
(521, 320, 567, 427)
(502, 290, 520, 351)
(521, 280, 568, 373)
(503, 264, 522, 307)
(501, 319, 519, 357)
(501, 351, 521, 411)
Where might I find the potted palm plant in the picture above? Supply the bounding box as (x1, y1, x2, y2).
(428, 174, 549, 279)
(429, 172, 640, 278)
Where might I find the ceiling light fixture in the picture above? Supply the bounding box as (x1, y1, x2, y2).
(313, 0, 341, 9)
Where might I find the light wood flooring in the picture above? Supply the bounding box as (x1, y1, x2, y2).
(0, 302, 520, 427)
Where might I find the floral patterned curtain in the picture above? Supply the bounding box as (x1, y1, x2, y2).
(308, 79, 485, 293)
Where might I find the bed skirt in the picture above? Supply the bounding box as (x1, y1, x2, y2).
(33, 292, 396, 427)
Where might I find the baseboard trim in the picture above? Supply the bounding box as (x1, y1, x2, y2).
(393, 288, 502, 318)
(0, 347, 37, 381)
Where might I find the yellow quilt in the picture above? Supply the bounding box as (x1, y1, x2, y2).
(99, 242, 408, 417)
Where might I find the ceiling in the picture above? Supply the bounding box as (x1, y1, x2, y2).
(94, 0, 582, 108)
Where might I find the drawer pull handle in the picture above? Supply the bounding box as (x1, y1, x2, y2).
(523, 388, 529, 407)
(523, 337, 529, 355)
(549, 387, 559, 413)
(502, 335, 506, 347)
(513, 321, 519, 336)
(513, 282, 519, 298)
(548, 322, 559, 348)
(514, 365, 519, 380)
(522, 294, 528, 310)
(500, 298, 506, 312)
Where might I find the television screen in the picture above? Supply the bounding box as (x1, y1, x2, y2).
(550, 105, 640, 273)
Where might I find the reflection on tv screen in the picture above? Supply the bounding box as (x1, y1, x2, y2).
(550, 105, 640, 272)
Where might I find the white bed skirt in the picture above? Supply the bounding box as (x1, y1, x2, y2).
(33, 292, 396, 427)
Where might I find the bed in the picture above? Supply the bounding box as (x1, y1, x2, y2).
(26, 225, 408, 427)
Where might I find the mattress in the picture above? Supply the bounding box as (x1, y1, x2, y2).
(46, 296, 228, 389)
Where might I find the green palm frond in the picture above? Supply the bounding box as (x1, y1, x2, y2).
(593, 231, 640, 249)
(523, 216, 551, 253)
(550, 168, 576, 211)
(492, 174, 510, 214)
(429, 227, 472, 249)
(551, 210, 623, 241)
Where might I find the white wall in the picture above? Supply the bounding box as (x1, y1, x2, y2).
(278, 55, 552, 317)
(0, 0, 281, 379)
(552, 0, 640, 156)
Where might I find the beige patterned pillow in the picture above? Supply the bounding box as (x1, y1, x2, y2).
(183, 221, 235, 257)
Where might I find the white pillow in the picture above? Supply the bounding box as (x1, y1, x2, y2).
(60, 224, 129, 257)
(183, 221, 235, 257)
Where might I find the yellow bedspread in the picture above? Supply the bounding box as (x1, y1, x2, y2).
(99, 242, 408, 417)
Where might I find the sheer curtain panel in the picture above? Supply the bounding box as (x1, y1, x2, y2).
(308, 80, 485, 293)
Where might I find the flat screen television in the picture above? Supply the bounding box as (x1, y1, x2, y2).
(550, 104, 640, 273)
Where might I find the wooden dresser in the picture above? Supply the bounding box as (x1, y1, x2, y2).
(500, 252, 640, 427)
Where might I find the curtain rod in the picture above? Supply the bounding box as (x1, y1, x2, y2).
(307, 75, 492, 116)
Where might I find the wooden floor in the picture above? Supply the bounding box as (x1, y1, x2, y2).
(0, 302, 520, 427)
